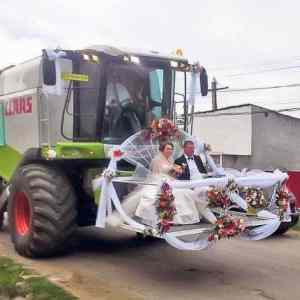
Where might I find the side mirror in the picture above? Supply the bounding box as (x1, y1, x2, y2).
(42, 56, 56, 85)
(199, 67, 208, 96)
(188, 64, 208, 104)
(42, 49, 70, 96)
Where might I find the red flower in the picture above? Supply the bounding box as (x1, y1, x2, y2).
(209, 215, 245, 242)
(113, 149, 123, 158)
(156, 182, 177, 235)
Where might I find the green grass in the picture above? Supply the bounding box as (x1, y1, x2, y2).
(0, 256, 77, 300)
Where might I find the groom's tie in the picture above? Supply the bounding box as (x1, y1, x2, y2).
(188, 156, 194, 160)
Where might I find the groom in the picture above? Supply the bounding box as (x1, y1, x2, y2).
(175, 140, 207, 180)
(175, 140, 217, 224)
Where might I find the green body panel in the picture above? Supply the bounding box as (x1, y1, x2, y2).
(0, 145, 22, 181)
(42, 142, 106, 160)
(56, 142, 105, 159)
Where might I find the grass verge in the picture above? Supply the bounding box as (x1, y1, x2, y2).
(0, 256, 77, 300)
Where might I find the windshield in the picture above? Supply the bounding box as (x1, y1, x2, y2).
(103, 63, 168, 144)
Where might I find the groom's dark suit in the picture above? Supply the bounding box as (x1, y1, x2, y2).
(175, 154, 207, 180)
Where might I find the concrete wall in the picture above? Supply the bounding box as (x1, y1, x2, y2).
(251, 107, 300, 170)
(212, 105, 300, 171)
(193, 105, 252, 155)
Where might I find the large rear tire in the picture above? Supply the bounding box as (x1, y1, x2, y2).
(8, 164, 77, 257)
(0, 178, 7, 231)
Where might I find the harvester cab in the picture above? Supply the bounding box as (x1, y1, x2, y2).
(42, 46, 208, 145)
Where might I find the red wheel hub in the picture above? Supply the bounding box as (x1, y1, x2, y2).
(14, 192, 31, 236)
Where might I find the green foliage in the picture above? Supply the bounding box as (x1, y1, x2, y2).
(0, 256, 77, 300)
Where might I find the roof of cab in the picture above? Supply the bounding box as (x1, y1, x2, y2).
(84, 45, 189, 62)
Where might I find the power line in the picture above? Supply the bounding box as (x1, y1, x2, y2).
(209, 55, 300, 72)
(193, 106, 300, 118)
(220, 83, 300, 93)
(224, 65, 300, 77)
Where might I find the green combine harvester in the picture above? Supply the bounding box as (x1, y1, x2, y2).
(0, 46, 208, 257)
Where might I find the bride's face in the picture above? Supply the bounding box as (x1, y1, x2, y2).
(162, 145, 174, 159)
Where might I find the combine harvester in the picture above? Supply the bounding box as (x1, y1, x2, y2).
(0, 46, 298, 257)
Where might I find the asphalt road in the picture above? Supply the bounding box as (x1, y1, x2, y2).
(0, 226, 299, 300)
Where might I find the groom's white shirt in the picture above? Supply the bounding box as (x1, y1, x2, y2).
(184, 154, 203, 180)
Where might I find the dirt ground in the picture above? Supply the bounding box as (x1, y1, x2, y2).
(0, 226, 299, 300)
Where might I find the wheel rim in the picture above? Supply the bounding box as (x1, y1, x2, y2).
(14, 192, 31, 236)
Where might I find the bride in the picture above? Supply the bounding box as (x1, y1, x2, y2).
(107, 142, 217, 227)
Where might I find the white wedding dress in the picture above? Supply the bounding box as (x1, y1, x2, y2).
(135, 152, 200, 226)
(107, 152, 217, 227)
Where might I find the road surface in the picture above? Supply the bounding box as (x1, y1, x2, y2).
(0, 226, 299, 300)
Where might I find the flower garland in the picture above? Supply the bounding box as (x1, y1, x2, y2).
(276, 189, 289, 220)
(208, 215, 246, 241)
(207, 180, 241, 209)
(242, 187, 267, 209)
(156, 182, 177, 234)
(207, 187, 231, 209)
(148, 118, 181, 142)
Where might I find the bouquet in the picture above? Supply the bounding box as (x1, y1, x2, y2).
(242, 187, 267, 209)
(148, 118, 181, 142)
(156, 182, 177, 234)
(208, 215, 245, 241)
(207, 186, 231, 209)
(276, 189, 289, 220)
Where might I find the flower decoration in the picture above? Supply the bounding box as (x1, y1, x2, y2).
(156, 182, 177, 234)
(276, 189, 289, 220)
(148, 118, 181, 142)
(112, 149, 124, 159)
(207, 186, 231, 209)
(241, 187, 267, 209)
(208, 215, 246, 241)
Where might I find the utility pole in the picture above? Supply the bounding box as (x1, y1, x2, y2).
(210, 77, 229, 111)
(211, 77, 218, 111)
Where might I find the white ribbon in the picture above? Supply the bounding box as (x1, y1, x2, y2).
(164, 233, 211, 251)
(94, 156, 146, 231)
(169, 172, 287, 190)
(92, 150, 288, 250)
(229, 192, 248, 210)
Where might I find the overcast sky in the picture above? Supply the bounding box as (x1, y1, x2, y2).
(1, 0, 300, 116)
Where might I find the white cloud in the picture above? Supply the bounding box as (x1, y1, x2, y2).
(1, 0, 300, 116)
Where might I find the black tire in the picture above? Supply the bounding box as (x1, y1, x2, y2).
(0, 178, 7, 231)
(273, 215, 299, 236)
(0, 213, 3, 230)
(8, 164, 77, 257)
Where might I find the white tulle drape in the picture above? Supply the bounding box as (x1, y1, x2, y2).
(91, 129, 288, 251)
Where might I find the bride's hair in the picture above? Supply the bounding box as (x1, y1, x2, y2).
(159, 142, 174, 152)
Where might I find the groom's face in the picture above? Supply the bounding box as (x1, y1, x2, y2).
(184, 142, 195, 157)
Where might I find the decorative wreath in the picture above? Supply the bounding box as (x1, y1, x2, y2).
(148, 118, 181, 142)
(156, 182, 177, 234)
(276, 189, 289, 220)
(208, 215, 245, 241)
(242, 187, 268, 209)
(207, 187, 231, 209)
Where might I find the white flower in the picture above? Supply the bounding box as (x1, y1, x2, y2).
(47, 149, 56, 159)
